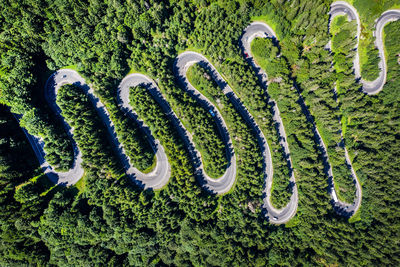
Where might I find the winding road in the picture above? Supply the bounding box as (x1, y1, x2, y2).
(13, 1, 398, 222)
(329, 1, 400, 94)
(326, 0, 400, 215)
(117, 74, 171, 189)
(16, 69, 171, 189)
(240, 23, 298, 224)
(13, 71, 86, 186)
(176, 51, 298, 223)
(174, 52, 237, 194)
(241, 20, 361, 216)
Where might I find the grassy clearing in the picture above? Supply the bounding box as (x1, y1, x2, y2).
(74, 174, 86, 193)
(348, 201, 362, 223)
(285, 216, 300, 228)
(349, 211, 361, 223)
(127, 65, 148, 76)
(61, 64, 79, 71)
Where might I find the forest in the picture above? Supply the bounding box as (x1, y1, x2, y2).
(0, 0, 399, 266)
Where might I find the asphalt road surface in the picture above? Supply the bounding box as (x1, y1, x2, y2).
(15, 1, 396, 217)
(18, 69, 172, 189)
(240, 22, 298, 224)
(116, 74, 171, 189)
(174, 52, 237, 194)
(327, 0, 400, 214)
(13, 70, 87, 186)
(329, 1, 400, 94)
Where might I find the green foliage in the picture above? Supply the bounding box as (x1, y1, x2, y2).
(185, 66, 230, 178)
(329, 18, 359, 203)
(0, 105, 50, 265)
(293, 0, 400, 264)
(352, 0, 399, 82)
(18, 108, 75, 172)
(112, 108, 155, 172)
(251, 38, 287, 78)
(0, 0, 399, 266)
(56, 84, 120, 176)
(360, 41, 380, 81)
(330, 15, 347, 36)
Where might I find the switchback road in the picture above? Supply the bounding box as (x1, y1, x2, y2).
(18, 69, 172, 189)
(329, 1, 400, 94)
(174, 52, 237, 194)
(241, 22, 298, 224)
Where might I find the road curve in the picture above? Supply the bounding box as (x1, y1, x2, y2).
(329, 1, 400, 94)
(59, 69, 171, 190)
(241, 20, 361, 216)
(174, 52, 237, 194)
(17, 69, 171, 189)
(240, 22, 298, 224)
(117, 74, 171, 189)
(13, 70, 87, 186)
(328, 1, 369, 214)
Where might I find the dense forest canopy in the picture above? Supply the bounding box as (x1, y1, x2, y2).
(0, 0, 399, 266)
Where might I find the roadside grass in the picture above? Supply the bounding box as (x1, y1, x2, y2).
(60, 65, 92, 82)
(358, 37, 369, 71)
(177, 46, 204, 56)
(74, 173, 86, 194)
(349, 207, 362, 223)
(382, 24, 390, 73)
(127, 65, 148, 76)
(314, 119, 334, 147)
(285, 216, 300, 228)
(330, 15, 347, 36)
(61, 64, 79, 71)
(141, 155, 157, 174)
